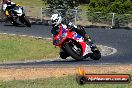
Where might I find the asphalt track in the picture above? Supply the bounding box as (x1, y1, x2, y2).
(0, 23, 132, 67)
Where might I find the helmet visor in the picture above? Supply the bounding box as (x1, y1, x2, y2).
(51, 19, 59, 24)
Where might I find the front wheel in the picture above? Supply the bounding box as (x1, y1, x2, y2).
(20, 16, 31, 27)
(64, 44, 83, 61)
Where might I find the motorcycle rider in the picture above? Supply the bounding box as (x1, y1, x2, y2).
(2, 0, 20, 24)
(50, 14, 97, 52)
(2, 0, 17, 16)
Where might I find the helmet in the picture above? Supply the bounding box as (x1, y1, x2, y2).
(4, 0, 11, 4)
(50, 14, 62, 26)
(16, 4, 20, 6)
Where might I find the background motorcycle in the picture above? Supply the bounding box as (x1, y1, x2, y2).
(53, 24, 101, 61)
(7, 6, 31, 27)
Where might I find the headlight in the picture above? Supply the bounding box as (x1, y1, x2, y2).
(54, 33, 67, 45)
(54, 37, 62, 45)
(17, 13, 22, 16)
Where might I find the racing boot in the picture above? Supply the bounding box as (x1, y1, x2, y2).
(59, 49, 69, 59)
(84, 34, 98, 52)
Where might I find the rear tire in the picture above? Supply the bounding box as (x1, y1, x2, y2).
(7, 17, 19, 26)
(64, 44, 82, 61)
(12, 21, 19, 26)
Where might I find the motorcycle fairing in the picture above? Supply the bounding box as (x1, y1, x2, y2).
(53, 24, 92, 56)
(13, 6, 23, 16)
(73, 32, 92, 56)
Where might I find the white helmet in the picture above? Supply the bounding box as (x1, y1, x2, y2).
(50, 14, 62, 26)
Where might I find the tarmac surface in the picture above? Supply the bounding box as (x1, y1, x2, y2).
(0, 23, 132, 67)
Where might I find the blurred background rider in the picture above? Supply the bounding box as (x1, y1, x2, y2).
(1, 0, 19, 17)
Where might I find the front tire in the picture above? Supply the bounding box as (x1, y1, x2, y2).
(64, 44, 82, 61)
(23, 16, 31, 27)
(20, 16, 31, 27)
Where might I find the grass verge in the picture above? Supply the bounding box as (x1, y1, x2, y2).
(12, 0, 46, 8)
(0, 65, 132, 88)
(0, 74, 131, 88)
(0, 34, 59, 62)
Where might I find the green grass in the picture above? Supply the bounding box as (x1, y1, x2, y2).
(12, 0, 89, 10)
(0, 34, 59, 62)
(11, 0, 48, 19)
(0, 75, 131, 88)
(12, 0, 46, 8)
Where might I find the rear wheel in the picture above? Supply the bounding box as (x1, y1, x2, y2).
(12, 21, 19, 26)
(7, 17, 19, 26)
(64, 43, 83, 61)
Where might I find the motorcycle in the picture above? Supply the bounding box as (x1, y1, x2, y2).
(53, 24, 101, 61)
(6, 6, 31, 27)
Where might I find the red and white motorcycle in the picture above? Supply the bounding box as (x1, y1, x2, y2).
(53, 24, 101, 61)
